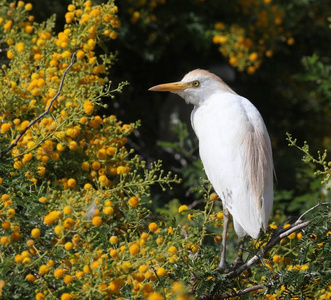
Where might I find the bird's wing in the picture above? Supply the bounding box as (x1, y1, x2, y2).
(191, 93, 273, 238)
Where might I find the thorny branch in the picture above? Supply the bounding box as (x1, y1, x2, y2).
(227, 202, 329, 279)
(0, 52, 76, 160)
(198, 201, 330, 300)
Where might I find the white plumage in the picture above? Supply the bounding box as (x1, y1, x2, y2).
(149, 69, 273, 239)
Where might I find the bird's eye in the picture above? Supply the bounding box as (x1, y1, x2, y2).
(192, 80, 200, 87)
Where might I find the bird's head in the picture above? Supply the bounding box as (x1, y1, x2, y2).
(149, 69, 235, 106)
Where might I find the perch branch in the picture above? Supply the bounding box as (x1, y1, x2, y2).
(227, 201, 330, 279)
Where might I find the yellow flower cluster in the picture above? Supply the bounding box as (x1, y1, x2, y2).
(126, 0, 166, 25)
(0, 3, 189, 297)
(212, 0, 293, 73)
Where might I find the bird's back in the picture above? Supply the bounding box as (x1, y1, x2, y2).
(191, 92, 273, 239)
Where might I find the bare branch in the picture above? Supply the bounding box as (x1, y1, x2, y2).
(227, 220, 309, 279)
(0, 52, 76, 160)
(296, 201, 330, 222)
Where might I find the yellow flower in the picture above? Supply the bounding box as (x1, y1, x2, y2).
(6, 208, 16, 218)
(38, 265, 49, 275)
(67, 178, 76, 189)
(148, 292, 165, 300)
(128, 196, 139, 207)
(249, 52, 258, 62)
(300, 264, 308, 271)
(1, 122, 12, 133)
(54, 269, 65, 278)
(16, 42, 25, 53)
(156, 267, 167, 277)
(63, 206, 73, 215)
(31, 228, 41, 238)
(168, 246, 178, 255)
(68, 4, 75, 12)
(25, 274, 35, 281)
(209, 193, 218, 201)
(25, 3, 33, 11)
(63, 218, 74, 229)
(109, 236, 118, 244)
(148, 222, 158, 232)
(117, 166, 130, 175)
(103, 206, 114, 215)
(0, 236, 10, 245)
(64, 275, 74, 284)
(178, 205, 188, 214)
(129, 244, 140, 256)
(64, 242, 73, 251)
(35, 293, 45, 300)
(92, 216, 102, 226)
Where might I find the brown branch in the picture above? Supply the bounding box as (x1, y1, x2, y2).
(227, 220, 309, 279)
(196, 202, 331, 299)
(227, 201, 330, 279)
(0, 52, 76, 160)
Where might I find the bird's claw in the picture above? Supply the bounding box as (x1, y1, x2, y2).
(218, 261, 231, 273)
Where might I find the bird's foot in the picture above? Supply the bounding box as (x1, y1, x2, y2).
(231, 255, 244, 269)
(218, 260, 231, 273)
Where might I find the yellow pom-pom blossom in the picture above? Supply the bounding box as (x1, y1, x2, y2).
(25, 3, 33, 11)
(1, 122, 12, 133)
(31, 228, 41, 238)
(0, 236, 10, 245)
(148, 222, 158, 232)
(63, 275, 74, 285)
(128, 196, 139, 207)
(64, 242, 73, 251)
(63, 218, 75, 229)
(103, 206, 114, 215)
(129, 244, 140, 256)
(38, 265, 49, 275)
(6, 208, 16, 218)
(2, 221, 10, 230)
(54, 269, 65, 279)
(61, 293, 72, 300)
(39, 197, 47, 204)
(168, 246, 178, 255)
(156, 267, 167, 277)
(178, 205, 188, 214)
(92, 216, 102, 226)
(63, 206, 73, 215)
(148, 292, 165, 300)
(81, 161, 90, 170)
(35, 293, 45, 300)
(25, 274, 35, 281)
(67, 178, 76, 189)
(109, 236, 118, 244)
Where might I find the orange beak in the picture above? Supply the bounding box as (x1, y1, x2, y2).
(148, 81, 190, 92)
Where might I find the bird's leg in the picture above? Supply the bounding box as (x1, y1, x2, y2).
(232, 238, 244, 268)
(218, 206, 229, 272)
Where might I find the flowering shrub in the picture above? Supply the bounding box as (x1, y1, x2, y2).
(212, 0, 290, 73)
(0, 1, 330, 299)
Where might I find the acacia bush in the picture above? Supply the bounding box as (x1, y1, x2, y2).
(0, 1, 330, 300)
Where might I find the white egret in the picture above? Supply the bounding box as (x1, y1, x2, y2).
(149, 69, 273, 270)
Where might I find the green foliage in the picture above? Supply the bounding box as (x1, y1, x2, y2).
(294, 54, 331, 110)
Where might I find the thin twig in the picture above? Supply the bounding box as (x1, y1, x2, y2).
(297, 200, 325, 222)
(0, 52, 76, 160)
